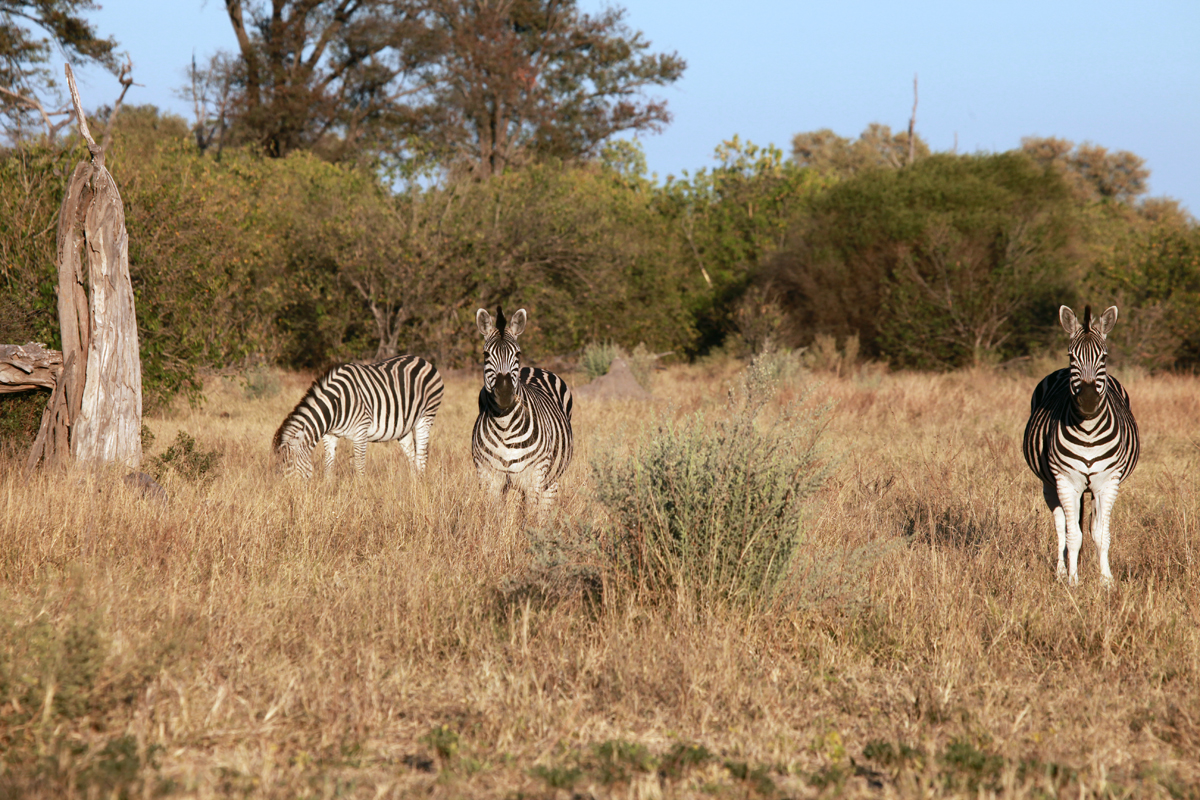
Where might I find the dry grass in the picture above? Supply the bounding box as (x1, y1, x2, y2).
(3, 360, 1200, 798)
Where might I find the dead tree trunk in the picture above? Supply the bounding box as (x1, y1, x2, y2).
(26, 64, 142, 471)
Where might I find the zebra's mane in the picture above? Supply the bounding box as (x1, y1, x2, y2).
(495, 306, 507, 335)
(1082, 305, 1092, 331)
(271, 362, 342, 451)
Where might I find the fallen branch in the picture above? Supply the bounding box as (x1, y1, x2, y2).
(0, 343, 63, 394)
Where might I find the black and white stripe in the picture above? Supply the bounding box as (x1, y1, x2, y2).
(1023, 305, 1139, 584)
(472, 307, 573, 514)
(273, 355, 443, 479)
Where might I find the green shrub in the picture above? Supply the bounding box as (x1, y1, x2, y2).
(591, 353, 827, 607)
(580, 340, 623, 381)
(147, 431, 222, 484)
(241, 366, 281, 399)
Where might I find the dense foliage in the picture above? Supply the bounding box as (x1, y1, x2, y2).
(1, 104, 1196, 421)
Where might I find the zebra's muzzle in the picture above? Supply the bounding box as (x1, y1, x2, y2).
(493, 374, 516, 410)
(1076, 380, 1101, 416)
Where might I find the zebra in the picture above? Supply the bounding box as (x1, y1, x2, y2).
(473, 306, 574, 515)
(1023, 305, 1139, 585)
(272, 355, 443, 479)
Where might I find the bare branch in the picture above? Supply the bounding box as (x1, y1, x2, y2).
(907, 73, 918, 167)
(64, 63, 101, 162)
(100, 58, 138, 154)
(0, 86, 75, 142)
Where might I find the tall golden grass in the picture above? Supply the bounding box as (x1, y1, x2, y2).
(2, 359, 1199, 798)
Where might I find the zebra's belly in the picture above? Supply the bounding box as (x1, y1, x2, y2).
(334, 417, 411, 444)
(1049, 434, 1124, 488)
(475, 437, 550, 473)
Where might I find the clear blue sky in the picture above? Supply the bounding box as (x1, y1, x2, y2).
(71, 0, 1200, 214)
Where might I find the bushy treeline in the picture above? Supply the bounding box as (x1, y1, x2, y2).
(2, 108, 1197, 410)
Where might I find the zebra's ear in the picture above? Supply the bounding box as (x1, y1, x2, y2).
(1096, 306, 1118, 337)
(509, 308, 527, 336)
(1059, 305, 1081, 337)
(476, 308, 495, 337)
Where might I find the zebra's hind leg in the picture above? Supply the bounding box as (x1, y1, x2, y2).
(322, 434, 339, 478)
(397, 430, 418, 470)
(412, 415, 435, 472)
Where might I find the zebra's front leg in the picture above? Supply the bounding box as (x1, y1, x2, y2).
(1055, 476, 1086, 586)
(1091, 479, 1120, 586)
(1044, 482, 1069, 581)
(322, 434, 338, 478)
(529, 479, 559, 522)
(477, 465, 508, 500)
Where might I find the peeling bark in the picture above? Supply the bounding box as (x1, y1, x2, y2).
(25, 64, 142, 471)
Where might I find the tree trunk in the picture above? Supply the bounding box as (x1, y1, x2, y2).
(26, 64, 142, 471)
(71, 158, 142, 466)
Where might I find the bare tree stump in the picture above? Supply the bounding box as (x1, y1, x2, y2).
(25, 64, 142, 471)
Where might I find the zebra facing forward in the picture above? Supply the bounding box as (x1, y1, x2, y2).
(473, 307, 573, 515)
(273, 355, 443, 479)
(1023, 305, 1139, 585)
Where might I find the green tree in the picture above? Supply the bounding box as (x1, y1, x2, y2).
(204, 0, 434, 159)
(791, 123, 930, 178)
(1021, 136, 1149, 204)
(656, 137, 819, 353)
(421, 0, 685, 176)
(767, 152, 1077, 368)
(1, 0, 118, 139)
(1090, 219, 1200, 369)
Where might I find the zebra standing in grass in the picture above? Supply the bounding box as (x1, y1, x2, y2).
(273, 355, 443, 479)
(473, 307, 573, 515)
(1023, 305, 1140, 585)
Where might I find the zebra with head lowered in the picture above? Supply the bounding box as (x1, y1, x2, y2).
(1023, 305, 1139, 585)
(473, 307, 573, 515)
(273, 355, 443, 479)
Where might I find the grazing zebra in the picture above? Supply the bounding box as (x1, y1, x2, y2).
(272, 355, 443, 479)
(1023, 305, 1139, 585)
(473, 307, 574, 515)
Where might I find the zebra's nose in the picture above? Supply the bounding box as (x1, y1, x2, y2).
(494, 373, 515, 406)
(1077, 380, 1100, 413)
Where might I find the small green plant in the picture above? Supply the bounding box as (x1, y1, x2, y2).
(592, 352, 828, 607)
(660, 742, 713, 779)
(594, 739, 656, 785)
(580, 340, 623, 381)
(421, 724, 460, 764)
(241, 365, 281, 399)
(938, 738, 1004, 793)
(724, 759, 777, 796)
(531, 762, 583, 789)
(147, 431, 222, 484)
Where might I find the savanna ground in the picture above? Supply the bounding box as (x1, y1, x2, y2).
(2, 354, 1200, 799)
